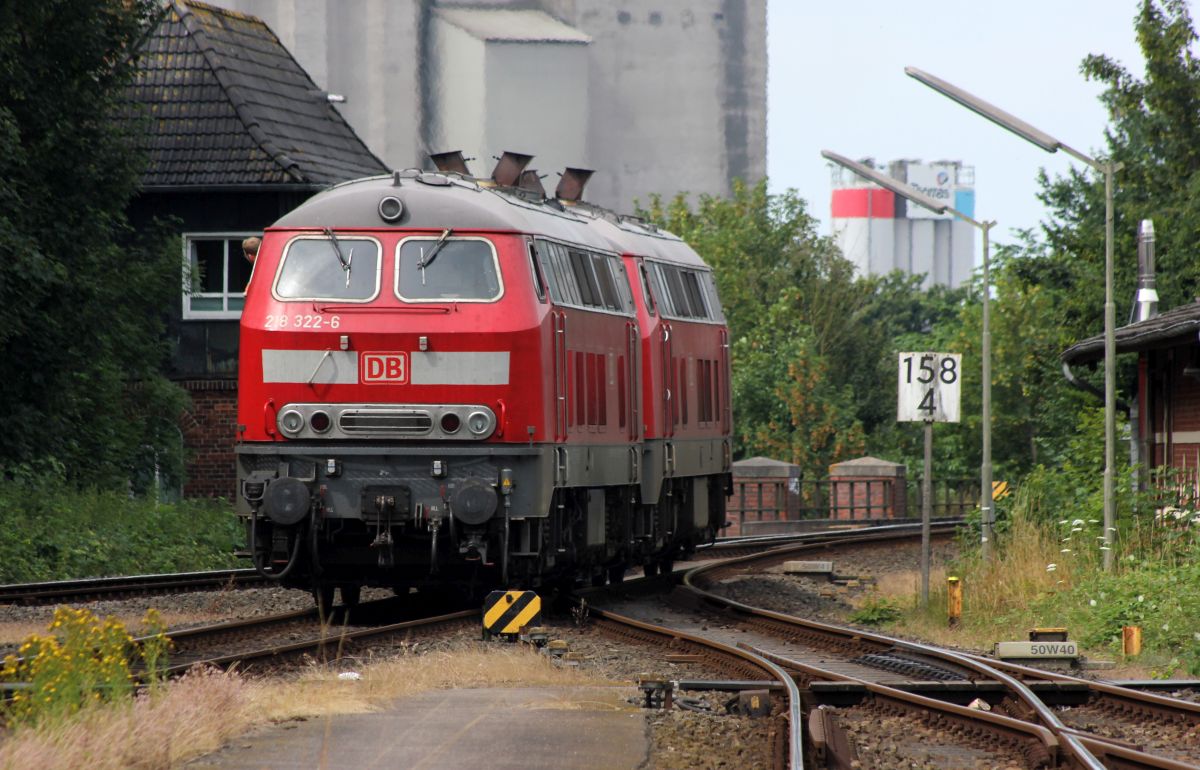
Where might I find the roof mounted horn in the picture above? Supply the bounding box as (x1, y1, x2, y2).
(430, 150, 471, 175)
(555, 167, 594, 203)
(491, 151, 533, 187)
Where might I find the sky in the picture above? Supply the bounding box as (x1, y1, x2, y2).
(766, 1, 1154, 245)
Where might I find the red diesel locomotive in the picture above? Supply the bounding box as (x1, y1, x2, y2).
(236, 152, 731, 608)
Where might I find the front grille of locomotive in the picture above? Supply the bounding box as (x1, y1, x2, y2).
(337, 408, 433, 436)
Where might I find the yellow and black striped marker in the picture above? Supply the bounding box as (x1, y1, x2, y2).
(482, 590, 541, 640)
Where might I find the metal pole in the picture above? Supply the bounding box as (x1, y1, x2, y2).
(921, 419, 932, 607)
(980, 221, 994, 561)
(1103, 162, 1116, 571)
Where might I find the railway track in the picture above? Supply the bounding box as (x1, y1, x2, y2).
(0, 569, 267, 606)
(0, 522, 946, 608)
(650, 532, 1200, 768)
(136, 595, 476, 675)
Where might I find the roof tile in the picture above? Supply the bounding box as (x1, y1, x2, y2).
(120, 0, 386, 188)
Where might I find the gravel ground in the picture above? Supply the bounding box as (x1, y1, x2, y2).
(832, 705, 1031, 769)
(709, 539, 959, 626)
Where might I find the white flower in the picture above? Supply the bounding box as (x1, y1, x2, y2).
(1088, 519, 1099, 524)
(1061, 548, 1072, 553)
(1162, 623, 1170, 632)
(1059, 519, 1069, 525)
(1137, 595, 1144, 602)
(1072, 519, 1085, 527)
(1100, 546, 1111, 551)
(1046, 564, 1057, 572)
(1071, 527, 1083, 533)
(1089, 599, 1097, 607)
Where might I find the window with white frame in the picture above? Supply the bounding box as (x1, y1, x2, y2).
(183, 234, 256, 319)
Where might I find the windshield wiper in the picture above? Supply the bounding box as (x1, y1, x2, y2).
(418, 229, 453, 271)
(323, 227, 354, 287)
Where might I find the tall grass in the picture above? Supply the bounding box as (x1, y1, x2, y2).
(0, 644, 606, 770)
(880, 461, 1200, 673)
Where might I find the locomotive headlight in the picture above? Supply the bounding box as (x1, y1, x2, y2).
(278, 409, 305, 436)
(309, 410, 332, 433)
(466, 410, 493, 437)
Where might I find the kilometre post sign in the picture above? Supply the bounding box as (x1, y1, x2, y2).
(898, 352, 961, 423)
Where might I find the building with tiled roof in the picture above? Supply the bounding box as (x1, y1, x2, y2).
(121, 0, 388, 498)
(123, 0, 385, 188)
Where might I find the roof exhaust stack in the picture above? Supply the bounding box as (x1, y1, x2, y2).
(518, 169, 546, 196)
(1132, 219, 1159, 323)
(555, 167, 594, 203)
(491, 151, 533, 187)
(430, 150, 471, 175)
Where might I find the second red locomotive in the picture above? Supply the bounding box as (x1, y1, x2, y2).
(235, 152, 731, 608)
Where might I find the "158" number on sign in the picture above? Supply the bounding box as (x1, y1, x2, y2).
(897, 352, 961, 423)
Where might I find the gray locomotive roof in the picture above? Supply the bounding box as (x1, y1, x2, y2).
(271, 172, 710, 267)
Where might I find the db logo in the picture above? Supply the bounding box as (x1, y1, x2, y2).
(361, 353, 408, 384)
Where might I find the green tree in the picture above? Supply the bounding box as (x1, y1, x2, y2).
(0, 1, 185, 489)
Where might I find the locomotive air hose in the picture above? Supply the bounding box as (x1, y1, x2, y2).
(250, 507, 304, 579)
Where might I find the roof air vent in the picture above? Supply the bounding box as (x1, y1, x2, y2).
(430, 150, 471, 175)
(518, 169, 546, 196)
(555, 167, 594, 202)
(491, 151, 533, 187)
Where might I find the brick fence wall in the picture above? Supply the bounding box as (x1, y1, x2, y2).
(180, 381, 238, 500)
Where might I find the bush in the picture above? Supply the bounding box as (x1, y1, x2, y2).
(0, 477, 240, 582)
(850, 596, 903, 626)
(1, 607, 172, 726)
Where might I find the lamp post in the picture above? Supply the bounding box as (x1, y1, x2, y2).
(822, 150, 997, 560)
(905, 67, 1121, 570)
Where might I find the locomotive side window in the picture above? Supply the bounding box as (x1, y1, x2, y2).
(532, 238, 633, 316)
(568, 249, 601, 306)
(527, 242, 547, 302)
(638, 263, 657, 316)
(396, 237, 502, 302)
(700, 272, 726, 322)
(536, 241, 578, 306)
(645, 261, 719, 322)
(274, 236, 381, 302)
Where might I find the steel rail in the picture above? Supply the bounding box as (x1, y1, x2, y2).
(0, 569, 266, 606)
(680, 547, 1198, 769)
(583, 603, 805, 770)
(159, 608, 477, 675)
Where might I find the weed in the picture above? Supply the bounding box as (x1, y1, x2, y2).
(850, 596, 902, 626)
(0, 607, 172, 727)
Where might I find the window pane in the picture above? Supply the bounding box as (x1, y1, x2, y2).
(568, 250, 598, 306)
(397, 239, 499, 300)
(683, 271, 709, 319)
(190, 295, 223, 311)
(592, 254, 620, 310)
(554, 245, 581, 305)
(227, 296, 245, 311)
(192, 240, 225, 293)
(276, 238, 380, 300)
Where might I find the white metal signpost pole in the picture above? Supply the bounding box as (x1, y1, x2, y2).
(898, 352, 962, 607)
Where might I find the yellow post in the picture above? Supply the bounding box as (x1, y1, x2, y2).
(947, 576, 962, 628)
(1123, 625, 1142, 657)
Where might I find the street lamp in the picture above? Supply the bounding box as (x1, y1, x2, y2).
(821, 150, 997, 561)
(906, 67, 1121, 570)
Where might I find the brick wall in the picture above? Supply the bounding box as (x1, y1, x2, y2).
(180, 381, 238, 499)
(829, 477, 903, 520)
